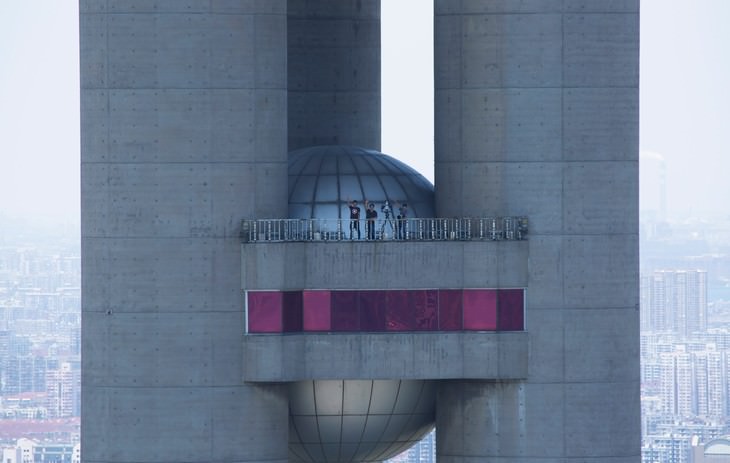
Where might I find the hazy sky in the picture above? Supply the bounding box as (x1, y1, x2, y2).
(640, 0, 730, 219)
(0, 1, 728, 224)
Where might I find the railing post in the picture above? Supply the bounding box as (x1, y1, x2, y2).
(504, 217, 514, 240)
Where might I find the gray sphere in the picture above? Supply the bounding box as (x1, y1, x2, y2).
(289, 380, 436, 463)
(288, 145, 435, 220)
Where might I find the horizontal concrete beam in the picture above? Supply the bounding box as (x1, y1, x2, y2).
(241, 240, 529, 290)
(242, 332, 528, 382)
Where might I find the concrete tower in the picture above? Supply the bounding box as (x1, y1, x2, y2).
(81, 1, 640, 463)
(432, 2, 640, 460)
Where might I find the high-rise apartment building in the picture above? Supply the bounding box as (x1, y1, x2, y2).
(660, 348, 693, 417)
(45, 362, 78, 418)
(642, 270, 708, 335)
(80, 1, 640, 462)
(657, 345, 726, 419)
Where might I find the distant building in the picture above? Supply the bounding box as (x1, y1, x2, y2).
(644, 434, 691, 463)
(45, 362, 78, 418)
(691, 436, 730, 463)
(657, 344, 725, 419)
(1, 439, 79, 463)
(643, 270, 708, 335)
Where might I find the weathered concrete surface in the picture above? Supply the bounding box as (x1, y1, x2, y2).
(241, 240, 529, 291)
(287, 0, 381, 151)
(243, 332, 528, 382)
(80, 2, 290, 462)
(433, 0, 640, 462)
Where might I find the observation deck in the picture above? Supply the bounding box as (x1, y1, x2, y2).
(240, 215, 530, 383)
(240, 216, 528, 243)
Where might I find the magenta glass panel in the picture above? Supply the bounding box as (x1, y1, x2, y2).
(412, 290, 438, 331)
(303, 290, 331, 331)
(438, 290, 462, 331)
(247, 291, 283, 333)
(498, 289, 525, 331)
(331, 291, 359, 331)
(247, 288, 525, 333)
(283, 291, 303, 332)
(463, 289, 497, 331)
(386, 290, 414, 331)
(359, 291, 386, 331)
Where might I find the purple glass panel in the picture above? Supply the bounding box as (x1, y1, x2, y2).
(331, 291, 359, 331)
(283, 291, 303, 332)
(247, 291, 283, 333)
(247, 288, 524, 333)
(412, 290, 438, 331)
(438, 290, 462, 331)
(359, 291, 386, 331)
(498, 289, 525, 331)
(303, 290, 331, 331)
(422, 290, 439, 330)
(463, 289, 497, 331)
(386, 290, 414, 331)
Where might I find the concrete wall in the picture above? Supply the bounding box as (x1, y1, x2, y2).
(287, 0, 381, 151)
(241, 241, 527, 290)
(80, 1, 289, 462)
(434, 1, 640, 461)
(244, 332, 527, 382)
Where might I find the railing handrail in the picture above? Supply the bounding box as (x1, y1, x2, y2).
(240, 217, 528, 242)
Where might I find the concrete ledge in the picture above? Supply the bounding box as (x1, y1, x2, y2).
(242, 332, 528, 382)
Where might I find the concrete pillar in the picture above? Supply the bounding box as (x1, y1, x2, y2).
(433, 1, 640, 462)
(80, 2, 289, 462)
(287, 0, 381, 151)
(437, 381, 527, 460)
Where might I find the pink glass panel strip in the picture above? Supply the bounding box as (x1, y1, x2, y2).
(498, 289, 525, 331)
(463, 289, 497, 330)
(438, 290, 463, 331)
(302, 290, 331, 331)
(247, 291, 283, 333)
(248, 289, 524, 333)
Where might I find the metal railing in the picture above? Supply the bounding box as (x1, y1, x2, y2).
(240, 217, 528, 242)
